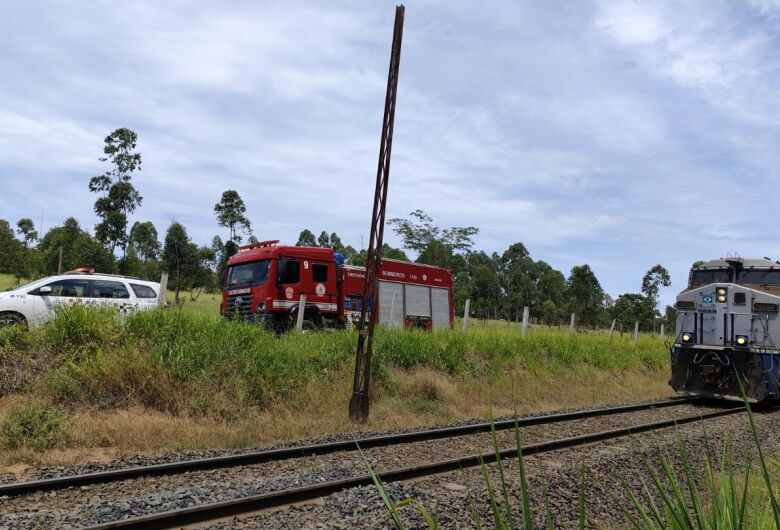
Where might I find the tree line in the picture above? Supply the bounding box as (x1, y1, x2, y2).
(0, 127, 676, 329)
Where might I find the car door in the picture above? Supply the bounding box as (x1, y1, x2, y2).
(88, 279, 134, 315)
(32, 278, 92, 325)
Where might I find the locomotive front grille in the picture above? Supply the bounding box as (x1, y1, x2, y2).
(226, 294, 253, 319)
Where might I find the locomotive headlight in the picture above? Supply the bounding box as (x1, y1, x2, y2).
(736, 335, 748, 346)
(717, 288, 727, 302)
(681, 332, 692, 343)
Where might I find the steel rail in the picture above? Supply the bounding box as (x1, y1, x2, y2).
(0, 397, 694, 497)
(82, 406, 746, 530)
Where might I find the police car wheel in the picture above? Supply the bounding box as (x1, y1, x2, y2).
(0, 312, 26, 329)
(301, 320, 317, 332)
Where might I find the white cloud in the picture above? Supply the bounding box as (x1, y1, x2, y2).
(2, 0, 780, 304)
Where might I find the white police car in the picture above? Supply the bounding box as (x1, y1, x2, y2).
(0, 268, 161, 329)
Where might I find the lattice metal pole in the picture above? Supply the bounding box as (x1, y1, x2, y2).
(349, 5, 405, 423)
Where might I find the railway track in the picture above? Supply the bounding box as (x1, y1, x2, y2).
(0, 396, 692, 497)
(1, 397, 747, 530)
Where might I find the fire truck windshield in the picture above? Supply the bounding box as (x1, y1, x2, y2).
(226, 260, 270, 288)
(690, 269, 732, 286)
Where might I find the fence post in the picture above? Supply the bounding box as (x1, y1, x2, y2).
(660, 323, 665, 340)
(462, 299, 470, 332)
(522, 306, 530, 337)
(296, 294, 307, 331)
(158, 272, 169, 307)
(569, 313, 576, 334)
(389, 292, 397, 329)
(633, 321, 639, 340)
(608, 318, 616, 338)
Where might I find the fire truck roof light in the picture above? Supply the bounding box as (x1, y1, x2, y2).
(239, 240, 280, 251)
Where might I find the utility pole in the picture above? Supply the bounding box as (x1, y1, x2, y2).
(349, 5, 405, 424)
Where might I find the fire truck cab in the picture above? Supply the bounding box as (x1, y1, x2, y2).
(221, 240, 454, 333)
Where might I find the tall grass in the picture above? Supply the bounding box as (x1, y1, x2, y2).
(0, 306, 668, 417)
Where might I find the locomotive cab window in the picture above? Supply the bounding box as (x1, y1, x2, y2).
(690, 269, 732, 286)
(312, 264, 328, 282)
(738, 270, 780, 285)
(277, 259, 300, 284)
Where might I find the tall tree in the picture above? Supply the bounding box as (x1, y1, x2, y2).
(500, 242, 537, 317)
(468, 252, 502, 318)
(37, 217, 115, 275)
(0, 220, 23, 278)
(125, 221, 161, 279)
(13, 219, 39, 282)
(214, 190, 251, 243)
(162, 222, 200, 304)
(89, 128, 143, 254)
(16, 218, 37, 248)
(128, 221, 160, 262)
(329, 232, 345, 253)
(296, 229, 317, 247)
(389, 210, 478, 269)
(317, 231, 331, 248)
(641, 264, 671, 306)
(566, 264, 606, 327)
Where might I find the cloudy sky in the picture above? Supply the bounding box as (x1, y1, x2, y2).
(2, 0, 780, 307)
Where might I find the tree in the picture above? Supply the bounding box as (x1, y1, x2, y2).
(641, 264, 671, 306)
(214, 190, 251, 243)
(382, 243, 409, 261)
(89, 128, 143, 254)
(16, 219, 37, 248)
(330, 233, 345, 253)
(0, 220, 23, 278)
(162, 222, 200, 304)
(128, 221, 160, 262)
(296, 229, 317, 247)
(469, 253, 502, 319)
(566, 264, 606, 327)
(317, 231, 330, 248)
(541, 299, 558, 325)
(125, 221, 161, 279)
(663, 305, 677, 334)
(609, 293, 656, 331)
(500, 242, 537, 317)
(11, 219, 39, 282)
(37, 217, 115, 275)
(389, 210, 478, 268)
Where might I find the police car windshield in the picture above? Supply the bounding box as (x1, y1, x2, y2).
(690, 269, 732, 286)
(226, 260, 270, 288)
(738, 269, 780, 285)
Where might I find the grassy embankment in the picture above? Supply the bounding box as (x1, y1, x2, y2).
(0, 303, 672, 470)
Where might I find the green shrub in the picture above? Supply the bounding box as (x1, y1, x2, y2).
(0, 399, 70, 450)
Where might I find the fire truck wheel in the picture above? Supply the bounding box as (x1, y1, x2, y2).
(301, 320, 318, 332)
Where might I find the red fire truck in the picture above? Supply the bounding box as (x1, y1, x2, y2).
(220, 240, 454, 332)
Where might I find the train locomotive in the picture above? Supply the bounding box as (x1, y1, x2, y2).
(671, 257, 780, 402)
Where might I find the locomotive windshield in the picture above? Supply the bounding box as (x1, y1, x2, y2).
(226, 260, 270, 288)
(738, 269, 780, 284)
(690, 269, 732, 286)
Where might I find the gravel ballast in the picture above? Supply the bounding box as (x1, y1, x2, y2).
(1, 401, 777, 529)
